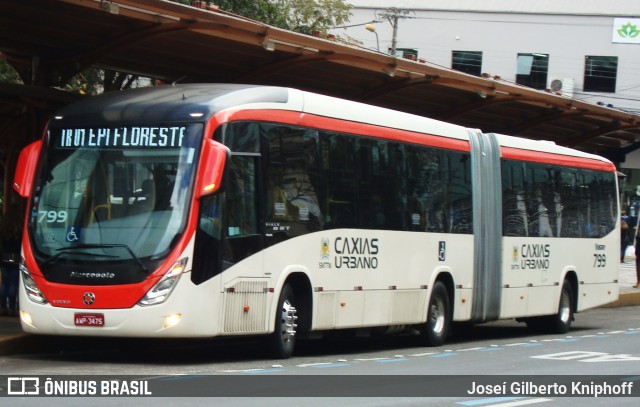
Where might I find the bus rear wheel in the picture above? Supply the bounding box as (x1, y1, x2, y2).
(419, 281, 451, 346)
(547, 279, 574, 334)
(267, 284, 298, 359)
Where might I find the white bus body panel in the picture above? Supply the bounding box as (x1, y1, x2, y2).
(500, 235, 619, 319)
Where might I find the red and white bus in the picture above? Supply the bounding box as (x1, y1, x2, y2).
(13, 84, 619, 358)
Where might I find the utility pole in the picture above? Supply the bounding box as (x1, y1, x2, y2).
(375, 8, 412, 56)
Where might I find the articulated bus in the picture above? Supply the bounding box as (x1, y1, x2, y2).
(13, 84, 619, 358)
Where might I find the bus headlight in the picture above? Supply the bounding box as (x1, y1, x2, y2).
(138, 258, 188, 306)
(20, 260, 48, 304)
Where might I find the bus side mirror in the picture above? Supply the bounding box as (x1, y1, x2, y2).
(13, 140, 42, 198)
(196, 139, 228, 198)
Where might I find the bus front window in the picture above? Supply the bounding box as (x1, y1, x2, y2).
(29, 124, 202, 282)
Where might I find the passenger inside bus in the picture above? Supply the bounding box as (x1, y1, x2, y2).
(133, 178, 155, 214)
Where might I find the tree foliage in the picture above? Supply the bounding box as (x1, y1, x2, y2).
(64, 69, 146, 95)
(3, 1, 352, 94)
(188, 0, 352, 35)
(70, 1, 352, 93)
(0, 58, 22, 84)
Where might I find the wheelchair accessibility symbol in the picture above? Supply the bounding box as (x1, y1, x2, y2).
(438, 241, 446, 261)
(66, 226, 80, 242)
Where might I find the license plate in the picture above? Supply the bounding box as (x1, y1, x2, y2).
(74, 313, 105, 327)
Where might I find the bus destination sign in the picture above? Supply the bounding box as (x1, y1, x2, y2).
(57, 126, 186, 149)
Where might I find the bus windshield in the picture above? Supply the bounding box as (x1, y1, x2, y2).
(28, 123, 203, 274)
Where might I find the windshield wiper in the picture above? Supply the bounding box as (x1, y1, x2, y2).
(40, 250, 118, 269)
(42, 243, 149, 273)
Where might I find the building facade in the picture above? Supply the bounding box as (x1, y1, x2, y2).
(333, 0, 640, 216)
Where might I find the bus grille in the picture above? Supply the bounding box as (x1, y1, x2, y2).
(315, 292, 337, 329)
(223, 279, 269, 334)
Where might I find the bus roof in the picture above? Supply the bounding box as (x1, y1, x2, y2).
(494, 132, 614, 167)
(51, 84, 468, 139)
(298, 89, 470, 141)
(49, 84, 613, 169)
(51, 84, 291, 126)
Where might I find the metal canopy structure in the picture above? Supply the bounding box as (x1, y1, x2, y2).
(1, 0, 640, 163)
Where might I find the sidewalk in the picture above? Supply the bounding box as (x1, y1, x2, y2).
(617, 258, 638, 290)
(604, 257, 640, 307)
(1, 264, 640, 351)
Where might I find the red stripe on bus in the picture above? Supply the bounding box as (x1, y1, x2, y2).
(501, 146, 616, 172)
(211, 109, 471, 152)
(40, 282, 155, 309)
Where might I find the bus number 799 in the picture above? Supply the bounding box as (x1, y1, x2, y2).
(593, 253, 606, 268)
(38, 210, 68, 223)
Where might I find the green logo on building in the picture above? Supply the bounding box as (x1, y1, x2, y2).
(617, 22, 639, 39)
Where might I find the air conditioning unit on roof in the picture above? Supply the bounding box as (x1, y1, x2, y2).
(547, 77, 575, 97)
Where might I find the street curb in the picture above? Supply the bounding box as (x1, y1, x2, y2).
(0, 333, 29, 356)
(0, 333, 26, 343)
(600, 290, 640, 308)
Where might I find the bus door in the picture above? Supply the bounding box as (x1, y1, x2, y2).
(220, 153, 263, 273)
(194, 150, 262, 286)
(193, 148, 267, 334)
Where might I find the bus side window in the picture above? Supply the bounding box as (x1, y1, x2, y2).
(447, 152, 472, 234)
(264, 126, 323, 242)
(581, 170, 616, 238)
(527, 166, 554, 237)
(224, 156, 258, 238)
(320, 132, 356, 229)
(559, 170, 580, 238)
(502, 160, 528, 237)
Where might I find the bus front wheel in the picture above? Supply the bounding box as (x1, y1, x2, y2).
(419, 281, 451, 346)
(267, 284, 298, 359)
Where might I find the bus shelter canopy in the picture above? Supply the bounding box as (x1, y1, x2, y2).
(1, 0, 640, 163)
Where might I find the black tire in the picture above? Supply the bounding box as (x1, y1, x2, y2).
(267, 284, 298, 359)
(547, 279, 574, 334)
(420, 281, 451, 346)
